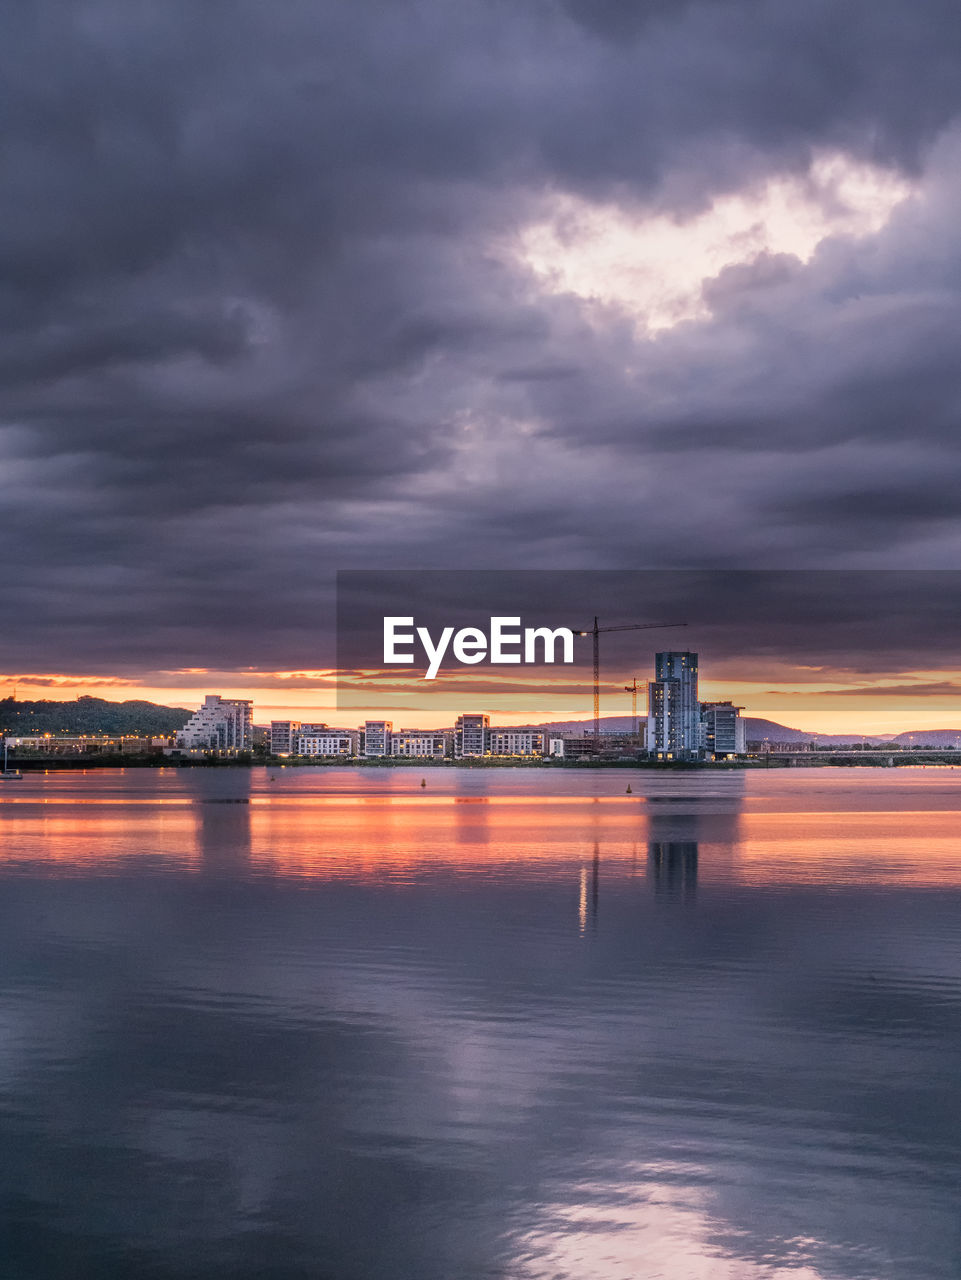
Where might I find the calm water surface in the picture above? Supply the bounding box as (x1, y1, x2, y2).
(1, 766, 960, 1279)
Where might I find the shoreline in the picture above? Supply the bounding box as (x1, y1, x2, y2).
(5, 754, 960, 772)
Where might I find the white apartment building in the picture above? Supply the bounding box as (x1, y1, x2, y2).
(364, 720, 393, 757)
(298, 732, 357, 757)
(177, 695, 253, 751)
(390, 730, 448, 758)
(454, 714, 489, 757)
(699, 702, 746, 756)
(487, 730, 544, 756)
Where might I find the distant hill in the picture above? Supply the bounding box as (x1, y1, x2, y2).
(529, 714, 957, 746)
(890, 728, 961, 747)
(0, 696, 192, 736)
(743, 717, 822, 743)
(743, 720, 961, 746)
(531, 714, 826, 739)
(531, 715, 637, 735)
(743, 718, 889, 745)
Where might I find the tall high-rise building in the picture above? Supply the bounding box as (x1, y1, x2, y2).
(647, 652, 699, 758)
(647, 680, 683, 756)
(454, 714, 489, 757)
(178, 695, 253, 751)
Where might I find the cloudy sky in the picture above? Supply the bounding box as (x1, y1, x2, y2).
(4, 0, 961, 729)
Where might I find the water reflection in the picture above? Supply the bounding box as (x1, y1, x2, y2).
(0, 768, 959, 1280)
(648, 835, 698, 900)
(577, 842, 600, 934)
(187, 772, 253, 876)
(453, 794, 491, 846)
(645, 792, 744, 902)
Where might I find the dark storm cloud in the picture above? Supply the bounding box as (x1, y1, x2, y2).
(5, 0, 961, 674)
(819, 682, 961, 697)
(336, 571, 961, 706)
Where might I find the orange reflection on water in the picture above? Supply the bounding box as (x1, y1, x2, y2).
(246, 797, 635, 882)
(2, 788, 960, 891)
(704, 808, 961, 888)
(0, 806, 201, 872)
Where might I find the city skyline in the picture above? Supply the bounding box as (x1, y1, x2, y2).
(7, 662, 961, 738)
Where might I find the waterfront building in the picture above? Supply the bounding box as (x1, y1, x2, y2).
(699, 701, 745, 757)
(364, 720, 393, 757)
(487, 729, 544, 756)
(3, 735, 153, 755)
(454, 714, 489, 757)
(647, 652, 699, 758)
(647, 680, 684, 756)
(177, 695, 253, 751)
(270, 720, 301, 755)
(298, 731, 356, 757)
(390, 730, 449, 758)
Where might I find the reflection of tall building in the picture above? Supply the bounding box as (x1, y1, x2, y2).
(648, 837, 698, 900)
(645, 791, 744, 900)
(577, 844, 601, 934)
(647, 652, 699, 759)
(185, 773, 253, 876)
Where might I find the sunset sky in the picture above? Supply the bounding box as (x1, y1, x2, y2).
(4, 3, 961, 735)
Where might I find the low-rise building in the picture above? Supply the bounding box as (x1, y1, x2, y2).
(699, 701, 745, 757)
(487, 729, 544, 756)
(297, 731, 357, 757)
(390, 730, 449, 758)
(550, 735, 596, 760)
(4, 735, 134, 754)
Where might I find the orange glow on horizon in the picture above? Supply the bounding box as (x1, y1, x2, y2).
(4, 666, 961, 735)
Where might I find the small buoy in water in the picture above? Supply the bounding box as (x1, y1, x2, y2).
(626, 784, 632, 794)
(421, 778, 426, 788)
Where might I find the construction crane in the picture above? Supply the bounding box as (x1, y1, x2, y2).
(574, 619, 687, 751)
(624, 677, 638, 742)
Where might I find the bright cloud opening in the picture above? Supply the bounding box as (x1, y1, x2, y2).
(518, 152, 914, 331)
